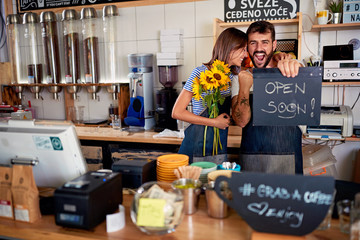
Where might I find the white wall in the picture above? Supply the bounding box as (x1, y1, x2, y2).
(8, 0, 360, 181)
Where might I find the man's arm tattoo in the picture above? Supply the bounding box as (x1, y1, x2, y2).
(240, 97, 249, 106)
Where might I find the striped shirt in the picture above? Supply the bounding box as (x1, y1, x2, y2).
(183, 65, 233, 116)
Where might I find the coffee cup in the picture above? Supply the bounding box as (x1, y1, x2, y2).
(317, 10, 333, 25)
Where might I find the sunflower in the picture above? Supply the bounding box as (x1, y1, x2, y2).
(212, 59, 230, 75)
(211, 67, 230, 87)
(192, 77, 202, 101)
(200, 70, 219, 91)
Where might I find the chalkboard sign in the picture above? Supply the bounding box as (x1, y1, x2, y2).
(224, 0, 299, 22)
(17, 0, 138, 12)
(253, 67, 322, 126)
(214, 172, 335, 236)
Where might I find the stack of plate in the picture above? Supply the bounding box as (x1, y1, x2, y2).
(157, 154, 189, 182)
(190, 162, 217, 183)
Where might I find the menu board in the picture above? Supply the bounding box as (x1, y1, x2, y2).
(17, 0, 138, 12)
(214, 172, 335, 236)
(252, 67, 322, 126)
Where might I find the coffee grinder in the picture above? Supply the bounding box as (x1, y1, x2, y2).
(124, 54, 155, 130)
(154, 66, 178, 132)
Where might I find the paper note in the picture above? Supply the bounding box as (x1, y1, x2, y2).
(106, 205, 125, 233)
(137, 198, 165, 227)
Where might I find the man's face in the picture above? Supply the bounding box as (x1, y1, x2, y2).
(247, 31, 277, 68)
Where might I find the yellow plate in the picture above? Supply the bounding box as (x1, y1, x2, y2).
(157, 154, 189, 163)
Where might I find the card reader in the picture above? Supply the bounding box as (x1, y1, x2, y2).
(54, 171, 122, 229)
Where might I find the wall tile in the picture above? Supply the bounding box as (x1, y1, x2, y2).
(195, 0, 224, 37)
(118, 7, 137, 41)
(136, 5, 165, 40)
(195, 36, 213, 66)
(336, 29, 360, 60)
(164, 2, 195, 38)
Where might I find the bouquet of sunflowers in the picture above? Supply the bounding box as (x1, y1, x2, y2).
(192, 60, 231, 156)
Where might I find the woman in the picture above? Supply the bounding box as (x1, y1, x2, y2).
(172, 28, 248, 164)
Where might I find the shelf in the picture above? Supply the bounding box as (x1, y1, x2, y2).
(216, 17, 300, 28)
(311, 22, 360, 31)
(214, 12, 303, 60)
(322, 81, 360, 86)
(9, 83, 122, 87)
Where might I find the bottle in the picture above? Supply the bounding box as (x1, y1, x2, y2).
(351, 193, 360, 240)
(103, 5, 121, 83)
(80, 7, 100, 84)
(23, 12, 43, 84)
(6, 14, 24, 85)
(62, 9, 81, 84)
(40, 11, 61, 84)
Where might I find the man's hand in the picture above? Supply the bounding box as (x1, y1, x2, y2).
(277, 59, 302, 78)
(273, 52, 293, 62)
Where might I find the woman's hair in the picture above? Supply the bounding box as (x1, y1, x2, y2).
(246, 21, 275, 41)
(204, 27, 247, 74)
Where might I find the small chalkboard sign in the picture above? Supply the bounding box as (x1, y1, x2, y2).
(253, 67, 322, 126)
(214, 172, 335, 236)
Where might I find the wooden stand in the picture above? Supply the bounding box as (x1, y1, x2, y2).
(252, 231, 306, 240)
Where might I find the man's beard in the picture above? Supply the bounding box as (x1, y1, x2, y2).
(249, 51, 274, 68)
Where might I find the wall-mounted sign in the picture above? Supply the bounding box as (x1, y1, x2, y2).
(17, 0, 138, 12)
(343, 1, 360, 23)
(224, 0, 299, 22)
(252, 67, 322, 126)
(214, 172, 335, 236)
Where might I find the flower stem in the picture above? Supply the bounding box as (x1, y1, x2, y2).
(203, 125, 208, 156)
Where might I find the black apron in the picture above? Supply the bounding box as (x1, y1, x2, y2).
(179, 96, 231, 165)
(239, 94, 303, 174)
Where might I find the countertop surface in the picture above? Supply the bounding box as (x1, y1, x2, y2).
(75, 125, 242, 148)
(0, 193, 349, 240)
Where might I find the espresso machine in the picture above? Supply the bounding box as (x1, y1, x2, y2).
(124, 54, 155, 130)
(154, 66, 178, 132)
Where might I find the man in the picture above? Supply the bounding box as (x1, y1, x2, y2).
(231, 21, 303, 175)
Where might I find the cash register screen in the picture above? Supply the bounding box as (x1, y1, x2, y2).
(0, 119, 87, 188)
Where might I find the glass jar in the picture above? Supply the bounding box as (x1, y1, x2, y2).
(23, 12, 43, 84)
(130, 181, 184, 235)
(102, 5, 121, 83)
(80, 7, 100, 84)
(6, 14, 25, 84)
(62, 9, 81, 84)
(40, 11, 61, 84)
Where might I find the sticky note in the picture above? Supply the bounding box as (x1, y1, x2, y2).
(137, 198, 166, 227)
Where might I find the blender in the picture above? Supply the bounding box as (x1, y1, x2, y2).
(154, 66, 179, 132)
(124, 54, 155, 130)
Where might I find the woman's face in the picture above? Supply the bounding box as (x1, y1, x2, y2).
(228, 46, 247, 67)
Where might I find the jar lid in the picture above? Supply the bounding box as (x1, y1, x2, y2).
(103, 5, 119, 18)
(23, 12, 39, 24)
(62, 9, 78, 21)
(6, 14, 21, 25)
(80, 7, 97, 20)
(40, 11, 57, 23)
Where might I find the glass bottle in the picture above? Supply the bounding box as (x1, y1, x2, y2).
(23, 12, 43, 84)
(6, 14, 24, 84)
(351, 193, 360, 240)
(40, 11, 61, 84)
(103, 5, 120, 83)
(62, 9, 81, 84)
(80, 7, 100, 84)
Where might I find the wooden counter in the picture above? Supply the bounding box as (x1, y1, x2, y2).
(75, 125, 242, 148)
(0, 194, 349, 240)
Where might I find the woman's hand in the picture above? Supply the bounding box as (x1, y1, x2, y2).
(213, 113, 230, 130)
